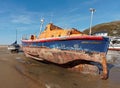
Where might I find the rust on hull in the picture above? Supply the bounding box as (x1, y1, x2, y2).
(22, 23, 110, 80)
(22, 46, 108, 79)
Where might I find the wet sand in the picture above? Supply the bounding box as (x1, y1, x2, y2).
(0, 46, 45, 88)
(0, 46, 120, 88)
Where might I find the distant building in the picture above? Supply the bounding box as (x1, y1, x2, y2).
(93, 31, 108, 36)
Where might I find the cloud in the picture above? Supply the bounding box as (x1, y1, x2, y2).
(11, 15, 32, 24)
(68, 7, 80, 13)
(83, 0, 98, 5)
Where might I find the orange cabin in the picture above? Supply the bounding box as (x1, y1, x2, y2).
(38, 23, 86, 39)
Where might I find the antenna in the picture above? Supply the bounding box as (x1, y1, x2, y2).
(39, 18, 44, 34)
(16, 29, 17, 43)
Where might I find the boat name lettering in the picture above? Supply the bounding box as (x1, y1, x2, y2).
(81, 41, 102, 44)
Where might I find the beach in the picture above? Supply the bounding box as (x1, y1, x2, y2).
(0, 46, 120, 88)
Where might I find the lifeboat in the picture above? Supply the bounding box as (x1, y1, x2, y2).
(22, 23, 110, 79)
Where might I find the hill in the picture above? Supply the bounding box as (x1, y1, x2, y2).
(83, 21, 120, 36)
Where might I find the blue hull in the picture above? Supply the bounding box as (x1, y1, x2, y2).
(22, 37, 110, 53)
(22, 36, 110, 80)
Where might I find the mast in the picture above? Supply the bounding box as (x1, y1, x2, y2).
(16, 29, 17, 43)
(39, 18, 44, 34)
(89, 8, 96, 35)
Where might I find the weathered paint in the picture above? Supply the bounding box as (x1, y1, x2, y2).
(22, 46, 108, 79)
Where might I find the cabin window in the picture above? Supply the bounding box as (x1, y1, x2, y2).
(51, 35, 54, 37)
(58, 35, 61, 37)
(30, 35, 34, 40)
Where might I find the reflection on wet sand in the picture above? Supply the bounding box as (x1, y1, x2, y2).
(0, 46, 120, 88)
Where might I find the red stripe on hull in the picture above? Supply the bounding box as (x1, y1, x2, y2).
(22, 36, 103, 43)
(109, 48, 120, 51)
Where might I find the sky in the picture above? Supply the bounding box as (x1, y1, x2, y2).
(0, 0, 120, 45)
